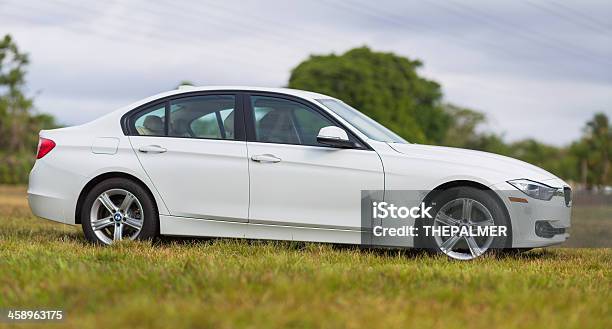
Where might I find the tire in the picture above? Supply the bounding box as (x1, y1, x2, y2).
(81, 178, 158, 245)
(417, 186, 511, 260)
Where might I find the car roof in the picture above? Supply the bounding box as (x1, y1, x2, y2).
(160, 86, 333, 101)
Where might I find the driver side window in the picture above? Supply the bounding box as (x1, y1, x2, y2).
(251, 96, 336, 146)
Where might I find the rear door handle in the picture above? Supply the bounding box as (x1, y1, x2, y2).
(138, 145, 167, 154)
(251, 154, 281, 163)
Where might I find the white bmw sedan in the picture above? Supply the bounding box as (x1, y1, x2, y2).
(28, 86, 572, 259)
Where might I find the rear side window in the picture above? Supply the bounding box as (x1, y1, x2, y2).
(169, 96, 236, 140)
(131, 95, 237, 140)
(134, 105, 166, 136)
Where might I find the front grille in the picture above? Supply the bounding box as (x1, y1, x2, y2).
(563, 186, 572, 207)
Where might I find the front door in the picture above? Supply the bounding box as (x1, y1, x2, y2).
(245, 94, 384, 230)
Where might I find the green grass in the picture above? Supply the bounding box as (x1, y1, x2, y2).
(0, 186, 610, 329)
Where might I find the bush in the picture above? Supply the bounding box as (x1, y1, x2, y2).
(0, 152, 34, 184)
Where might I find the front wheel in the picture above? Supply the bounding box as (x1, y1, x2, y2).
(81, 178, 158, 245)
(419, 187, 511, 260)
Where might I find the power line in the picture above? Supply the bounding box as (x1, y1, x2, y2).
(321, 0, 538, 61)
(431, 0, 610, 66)
(143, 0, 340, 59)
(0, 1, 156, 47)
(183, 0, 339, 51)
(66, 0, 334, 69)
(2, 0, 287, 81)
(45, 0, 285, 73)
(148, 0, 309, 50)
(522, 0, 610, 36)
(546, 0, 611, 31)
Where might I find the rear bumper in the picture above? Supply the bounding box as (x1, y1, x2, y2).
(27, 192, 68, 224)
(27, 160, 83, 225)
(492, 180, 572, 248)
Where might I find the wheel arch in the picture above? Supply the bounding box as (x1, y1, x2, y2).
(422, 179, 514, 248)
(75, 172, 159, 225)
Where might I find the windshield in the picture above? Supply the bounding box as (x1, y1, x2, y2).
(317, 99, 408, 144)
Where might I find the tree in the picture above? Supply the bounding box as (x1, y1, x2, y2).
(0, 34, 33, 153)
(442, 104, 487, 147)
(508, 139, 577, 181)
(0, 34, 58, 184)
(576, 113, 611, 187)
(288, 47, 450, 144)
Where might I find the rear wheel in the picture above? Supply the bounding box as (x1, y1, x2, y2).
(420, 187, 511, 260)
(81, 178, 158, 245)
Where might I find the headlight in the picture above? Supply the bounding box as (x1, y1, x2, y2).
(507, 179, 557, 201)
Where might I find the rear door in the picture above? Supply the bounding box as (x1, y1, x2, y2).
(245, 94, 384, 230)
(127, 93, 249, 222)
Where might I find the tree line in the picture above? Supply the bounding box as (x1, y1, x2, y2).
(0, 36, 609, 187)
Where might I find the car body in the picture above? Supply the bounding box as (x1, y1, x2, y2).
(28, 86, 572, 259)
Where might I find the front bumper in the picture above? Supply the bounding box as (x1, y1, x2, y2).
(492, 179, 571, 248)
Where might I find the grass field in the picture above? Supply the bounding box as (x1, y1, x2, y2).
(0, 185, 610, 329)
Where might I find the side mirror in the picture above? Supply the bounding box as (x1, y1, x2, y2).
(317, 126, 356, 148)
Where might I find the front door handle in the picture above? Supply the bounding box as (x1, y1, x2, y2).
(138, 145, 167, 154)
(251, 154, 281, 163)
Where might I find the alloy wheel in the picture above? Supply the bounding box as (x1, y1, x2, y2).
(433, 198, 495, 260)
(89, 188, 144, 244)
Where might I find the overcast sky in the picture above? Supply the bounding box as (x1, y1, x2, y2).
(1, 0, 610, 146)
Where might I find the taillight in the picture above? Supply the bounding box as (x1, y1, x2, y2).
(36, 138, 56, 159)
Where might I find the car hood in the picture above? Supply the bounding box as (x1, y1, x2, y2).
(386, 143, 561, 185)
